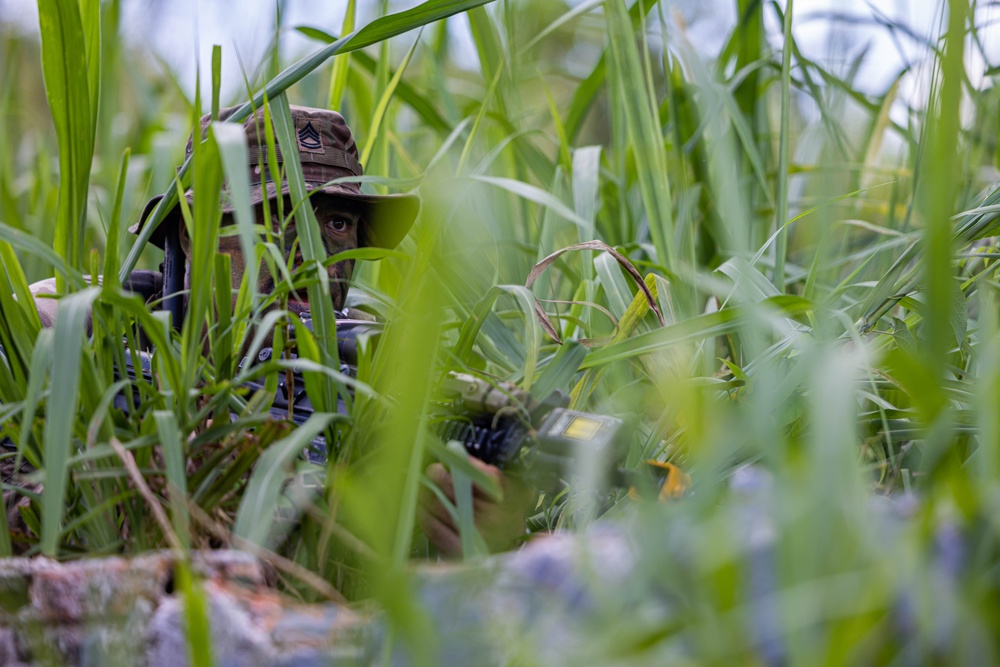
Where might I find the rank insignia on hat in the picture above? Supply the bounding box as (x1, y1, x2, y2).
(298, 122, 323, 151)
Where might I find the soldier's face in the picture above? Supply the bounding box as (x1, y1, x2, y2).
(218, 194, 361, 313)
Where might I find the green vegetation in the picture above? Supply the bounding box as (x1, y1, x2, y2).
(2, 0, 1000, 661)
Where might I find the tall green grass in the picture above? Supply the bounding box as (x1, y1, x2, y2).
(2, 0, 1000, 661)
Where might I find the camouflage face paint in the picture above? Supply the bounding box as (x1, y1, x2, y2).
(214, 193, 361, 314)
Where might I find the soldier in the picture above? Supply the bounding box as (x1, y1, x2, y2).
(28, 105, 529, 558)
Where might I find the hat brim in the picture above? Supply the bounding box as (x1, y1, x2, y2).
(130, 181, 419, 251)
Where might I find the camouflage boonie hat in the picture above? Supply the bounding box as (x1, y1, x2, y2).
(130, 105, 419, 250)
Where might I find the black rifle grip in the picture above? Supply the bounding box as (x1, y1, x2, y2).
(161, 224, 185, 331)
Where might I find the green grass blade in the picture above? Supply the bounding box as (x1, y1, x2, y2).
(327, 0, 356, 109)
(213, 119, 258, 314)
(181, 114, 224, 388)
(299, 27, 450, 131)
(457, 61, 505, 175)
(572, 146, 601, 248)
(344, 0, 497, 52)
(79, 0, 100, 137)
(565, 0, 659, 141)
(360, 31, 422, 166)
(531, 341, 587, 400)
(175, 561, 215, 667)
(234, 413, 336, 547)
(211, 45, 222, 120)
(772, 0, 793, 292)
(270, 95, 340, 414)
(36, 0, 95, 284)
(604, 0, 676, 283)
(976, 285, 1000, 484)
(18, 328, 53, 463)
(41, 286, 100, 556)
(0, 242, 43, 381)
(520, 0, 603, 55)
(100, 148, 130, 292)
(595, 252, 632, 319)
(920, 2, 967, 377)
(155, 411, 190, 551)
(471, 175, 591, 229)
(580, 296, 813, 369)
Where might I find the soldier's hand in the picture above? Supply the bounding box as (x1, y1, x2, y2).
(418, 458, 533, 559)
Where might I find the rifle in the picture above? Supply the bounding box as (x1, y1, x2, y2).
(431, 372, 688, 499)
(116, 313, 688, 498)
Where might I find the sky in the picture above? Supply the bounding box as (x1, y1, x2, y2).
(0, 0, 996, 106)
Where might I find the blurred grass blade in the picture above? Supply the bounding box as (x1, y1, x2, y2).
(327, 0, 356, 109)
(472, 175, 591, 229)
(449, 443, 488, 559)
(360, 32, 422, 166)
(565, 0, 659, 141)
(920, 1, 966, 377)
(155, 411, 190, 550)
(580, 296, 813, 369)
(0, 243, 42, 385)
(976, 285, 1000, 483)
(181, 112, 224, 385)
(18, 328, 53, 461)
(467, 5, 503, 85)
(36, 0, 96, 285)
(604, 0, 675, 274)
(0, 240, 41, 330)
(344, 0, 496, 51)
(41, 286, 100, 556)
(772, 0, 793, 291)
(270, 95, 340, 413)
(211, 45, 222, 120)
(454, 285, 541, 387)
(297, 26, 450, 133)
(175, 561, 214, 667)
(457, 61, 505, 175)
(213, 120, 257, 308)
(571, 273, 660, 406)
(100, 149, 130, 292)
(532, 341, 587, 400)
(595, 252, 632, 318)
(520, 0, 603, 55)
(234, 413, 336, 548)
(572, 146, 601, 247)
(79, 0, 100, 135)
(0, 223, 78, 282)
(526, 240, 665, 325)
(718, 256, 781, 303)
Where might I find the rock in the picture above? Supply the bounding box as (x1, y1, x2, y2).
(148, 582, 269, 667)
(0, 550, 372, 667)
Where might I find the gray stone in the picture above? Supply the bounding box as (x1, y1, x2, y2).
(0, 550, 376, 667)
(0, 625, 23, 666)
(148, 583, 270, 667)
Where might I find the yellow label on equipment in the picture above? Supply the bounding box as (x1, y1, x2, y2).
(563, 416, 602, 440)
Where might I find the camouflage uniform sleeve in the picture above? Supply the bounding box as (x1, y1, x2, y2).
(28, 278, 60, 328)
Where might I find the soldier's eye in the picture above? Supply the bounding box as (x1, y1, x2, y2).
(329, 218, 349, 232)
